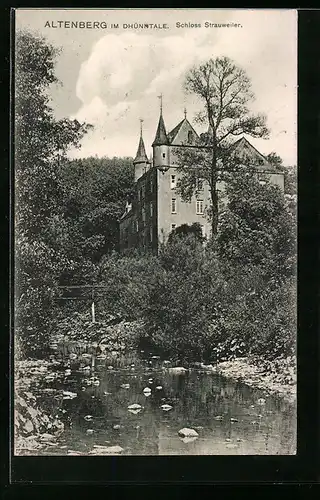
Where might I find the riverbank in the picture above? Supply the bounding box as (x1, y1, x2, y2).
(213, 356, 296, 404)
(14, 359, 65, 455)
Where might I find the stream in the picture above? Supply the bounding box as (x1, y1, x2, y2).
(32, 344, 296, 455)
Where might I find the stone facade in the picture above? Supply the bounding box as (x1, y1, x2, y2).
(119, 110, 284, 254)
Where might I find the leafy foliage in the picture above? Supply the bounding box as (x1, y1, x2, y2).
(15, 30, 91, 357)
(217, 173, 296, 280)
(175, 56, 269, 234)
(59, 156, 135, 262)
(168, 222, 205, 244)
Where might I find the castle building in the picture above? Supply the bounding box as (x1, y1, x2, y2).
(119, 105, 284, 254)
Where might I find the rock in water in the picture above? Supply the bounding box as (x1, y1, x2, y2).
(128, 404, 142, 410)
(62, 391, 77, 400)
(168, 367, 187, 375)
(143, 387, 152, 396)
(178, 428, 199, 438)
(89, 445, 124, 455)
(160, 404, 173, 412)
(180, 436, 198, 444)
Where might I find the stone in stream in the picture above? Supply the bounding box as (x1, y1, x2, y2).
(143, 387, 152, 396)
(168, 367, 187, 375)
(155, 386, 163, 390)
(121, 383, 130, 389)
(230, 418, 239, 423)
(179, 436, 198, 444)
(128, 403, 142, 415)
(86, 429, 94, 435)
(84, 415, 93, 422)
(161, 404, 173, 412)
(128, 404, 142, 410)
(89, 445, 124, 455)
(178, 428, 199, 438)
(62, 391, 77, 400)
(214, 415, 223, 421)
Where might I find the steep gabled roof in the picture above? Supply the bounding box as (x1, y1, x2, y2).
(231, 137, 274, 171)
(167, 118, 199, 145)
(152, 113, 169, 146)
(134, 135, 149, 164)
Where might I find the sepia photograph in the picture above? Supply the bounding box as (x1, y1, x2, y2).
(13, 8, 297, 457)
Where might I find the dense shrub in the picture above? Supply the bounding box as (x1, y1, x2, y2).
(142, 236, 225, 360)
(96, 252, 161, 321)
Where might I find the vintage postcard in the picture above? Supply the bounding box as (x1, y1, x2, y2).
(13, 8, 297, 456)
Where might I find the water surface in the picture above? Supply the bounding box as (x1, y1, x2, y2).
(34, 346, 296, 455)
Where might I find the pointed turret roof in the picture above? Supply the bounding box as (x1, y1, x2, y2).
(134, 134, 149, 164)
(152, 113, 169, 146)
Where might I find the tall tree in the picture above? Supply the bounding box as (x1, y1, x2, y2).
(176, 57, 269, 235)
(15, 30, 91, 357)
(59, 156, 135, 263)
(217, 172, 296, 281)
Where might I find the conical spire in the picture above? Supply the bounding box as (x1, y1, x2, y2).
(134, 119, 149, 164)
(152, 94, 169, 146)
(152, 114, 169, 146)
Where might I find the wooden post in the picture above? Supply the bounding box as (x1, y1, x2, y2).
(91, 287, 95, 323)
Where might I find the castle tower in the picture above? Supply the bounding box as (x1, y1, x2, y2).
(152, 94, 169, 168)
(133, 119, 150, 182)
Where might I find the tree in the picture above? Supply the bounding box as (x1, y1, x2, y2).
(266, 152, 284, 170)
(15, 30, 91, 357)
(167, 222, 205, 245)
(217, 172, 296, 281)
(175, 57, 269, 235)
(58, 156, 135, 263)
(144, 235, 223, 360)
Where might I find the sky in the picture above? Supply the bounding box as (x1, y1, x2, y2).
(16, 9, 297, 165)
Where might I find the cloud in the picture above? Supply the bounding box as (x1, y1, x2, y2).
(71, 14, 297, 164)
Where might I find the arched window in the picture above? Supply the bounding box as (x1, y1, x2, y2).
(188, 131, 193, 143)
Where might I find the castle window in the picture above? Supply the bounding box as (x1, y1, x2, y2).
(135, 220, 139, 232)
(171, 224, 176, 231)
(200, 225, 205, 237)
(196, 200, 204, 214)
(162, 152, 166, 159)
(171, 175, 176, 189)
(150, 178, 153, 192)
(188, 131, 193, 143)
(149, 226, 153, 242)
(142, 207, 146, 223)
(171, 198, 177, 214)
(150, 201, 153, 217)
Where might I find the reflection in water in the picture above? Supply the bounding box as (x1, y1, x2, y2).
(34, 347, 296, 455)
